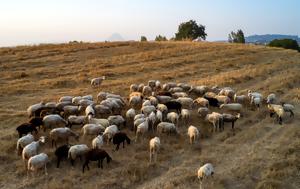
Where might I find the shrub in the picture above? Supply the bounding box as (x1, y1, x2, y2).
(268, 39, 299, 51)
(140, 36, 147, 42)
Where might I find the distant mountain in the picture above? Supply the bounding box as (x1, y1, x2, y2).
(106, 33, 124, 42)
(245, 34, 300, 44)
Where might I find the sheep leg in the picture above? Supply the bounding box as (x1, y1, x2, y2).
(100, 159, 103, 169)
(116, 143, 120, 151)
(279, 117, 283, 125)
(123, 141, 125, 148)
(44, 164, 48, 176)
(57, 157, 61, 168)
(290, 110, 294, 117)
(70, 159, 75, 166)
(190, 137, 193, 145)
(232, 122, 235, 131)
(98, 160, 101, 168)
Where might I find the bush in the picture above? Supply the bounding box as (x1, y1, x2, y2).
(155, 35, 167, 41)
(140, 36, 147, 42)
(269, 39, 299, 51)
(175, 20, 207, 41)
(228, 29, 245, 43)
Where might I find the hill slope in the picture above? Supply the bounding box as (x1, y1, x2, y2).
(0, 42, 299, 189)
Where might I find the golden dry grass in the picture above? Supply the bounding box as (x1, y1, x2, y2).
(0, 41, 299, 189)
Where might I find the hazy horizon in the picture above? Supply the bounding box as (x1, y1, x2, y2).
(0, 0, 299, 47)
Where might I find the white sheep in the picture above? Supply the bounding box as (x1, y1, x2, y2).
(252, 97, 262, 109)
(157, 122, 177, 135)
(50, 127, 79, 148)
(142, 86, 152, 97)
(67, 115, 86, 128)
(82, 124, 105, 138)
(177, 83, 192, 91)
(17, 134, 34, 155)
(63, 105, 81, 118)
(43, 114, 67, 131)
(142, 100, 151, 107)
(91, 76, 105, 87)
(88, 117, 110, 128)
(148, 111, 157, 132)
(85, 104, 95, 118)
(103, 125, 119, 144)
(156, 110, 163, 123)
(220, 103, 243, 112)
(92, 134, 104, 149)
(282, 103, 295, 117)
(198, 107, 209, 118)
(126, 108, 136, 129)
(234, 94, 247, 104)
(189, 85, 208, 96)
(268, 104, 285, 124)
(205, 112, 223, 132)
(59, 96, 73, 103)
(155, 80, 161, 91)
(156, 104, 168, 114)
(172, 92, 189, 99)
(167, 112, 179, 126)
(156, 95, 172, 104)
(169, 87, 183, 93)
(176, 97, 193, 109)
(136, 118, 149, 142)
(141, 105, 156, 116)
(130, 84, 139, 92)
(27, 102, 45, 117)
(72, 96, 82, 104)
(215, 95, 231, 104)
(68, 144, 89, 166)
(149, 137, 160, 163)
(148, 96, 158, 106)
(108, 115, 125, 127)
(94, 104, 112, 115)
(22, 136, 46, 168)
(129, 95, 142, 108)
(193, 97, 209, 108)
(198, 163, 214, 188)
(187, 125, 199, 144)
(181, 109, 190, 126)
(266, 93, 276, 104)
(134, 113, 145, 121)
(27, 153, 49, 176)
(219, 88, 235, 99)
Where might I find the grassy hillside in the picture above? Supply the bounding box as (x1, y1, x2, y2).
(0, 42, 299, 189)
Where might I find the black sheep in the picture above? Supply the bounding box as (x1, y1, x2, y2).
(55, 144, 71, 168)
(82, 149, 112, 173)
(113, 132, 131, 150)
(29, 117, 43, 130)
(204, 97, 219, 107)
(164, 101, 182, 113)
(16, 123, 38, 138)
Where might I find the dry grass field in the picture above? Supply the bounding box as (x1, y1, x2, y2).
(0, 41, 299, 189)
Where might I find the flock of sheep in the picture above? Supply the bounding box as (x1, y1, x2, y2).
(15, 76, 295, 188)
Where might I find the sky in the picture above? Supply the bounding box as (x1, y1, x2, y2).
(0, 0, 299, 46)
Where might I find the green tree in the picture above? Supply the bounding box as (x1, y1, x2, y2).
(269, 39, 299, 51)
(228, 29, 245, 43)
(155, 35, 167, 41)
(140, 36, 147, 42)
(175, 20, 207, 41)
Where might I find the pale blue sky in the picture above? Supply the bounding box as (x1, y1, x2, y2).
(0, 0, 299, 46)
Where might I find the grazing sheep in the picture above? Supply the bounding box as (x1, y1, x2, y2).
(220, 103, 243, 113)
(149, 137, 160, 163)
(156, 110, 163, 123)
(134, 113, 145, 121)
(91, 76, 105, 87)
(204, 97, 219, 107)
(29, 117, 43, 130)
(177, 83, 192, 91)
(43, 114, 67, 131)
(130, 84, 139, 92)
(17, 134, 34, 155)
(22, 136, 46, 168)
(198, 107, 209, 118)
(167, 112, 179, 126)
(222, 113, 240, 131)
(136, 118, 149, 142)
(113, 132, 131, 150)
(268, 104, 285, 124)
(164, 101, 182, 113)
(138, 84, 145, 93)
(27, 102, 45, 118)
(156, 95, 172, 104)
(55, 144, 70, 168)
(187, 126, 199, 144)
(68, 144, 89, 166)
(219, 88, 235, 99)
(162, 82, 177, 91)
(108, 115, 125, 128)
(215, 95, 231, 104)
(141, 105, 156, 116)
(155, 80, 161, 91)
(172, 92, 189, 99)
(189, 85, 208, 96)
(50, 127, 79, 148)
(142, 86, 152, 97)
(204, 92, 217, 98)
(148, 80, 157, 89)
(193, 97, 209, 108)
(176, 97, 193, 109)
(94, 104, 112, 115)
(157, 122, 177, 135)
(126, 108, 136, 129)
(282, 103, 295, 117)
(85, 104, 95, 118)
(142, 100, 152, 107)
(181, 109, 190, 126)
(16, 123, 37, 138)
(56, 101, 73, 112)
(63, 105, 81, 118)
(92, 134, 104, 149)
(134, 117, 146, 132)
(103, 125, 119, 144)
(234, 94, 247, 104)
(148, 96, 158, 106)
(156, 91, 172, 97)
(266, 93, 276, 104)
(148, 111, 157, 132)
(67, 115, 86, 128)
(27, 153, 49, 176)
(248, 90, 263, 105)
(252, 97, 262, 109)
(129, 95, 143, 108)
(72, 96, 82, 105)
(88, 117, 110, 128)
(205, 112, 223, 132)
(169, 87, 184, 93)
(82, 149, 112, 173)
(157, 104, 168, 114)
(198, 163, 214, 188)
(82, 124, 105, 138)
(59, 96, 73, 103)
